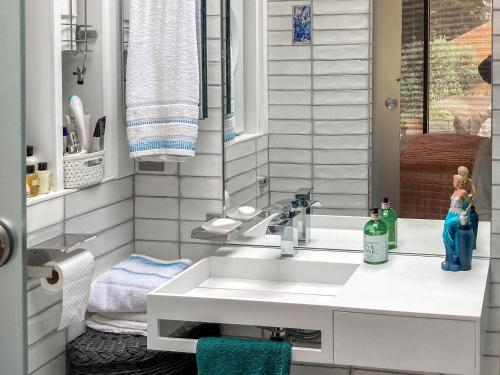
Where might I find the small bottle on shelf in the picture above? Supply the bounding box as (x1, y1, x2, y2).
(469, 206, 479, 250)
(37, 162, 51, 195)
(26, 145, 39, 170)
(26, 165, 39, 198)
(458, 213, 474, 271)
(380, 197, 398, 249)
(363, 208, 389, 265)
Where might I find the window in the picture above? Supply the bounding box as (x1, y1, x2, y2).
(400, 0, 492, 138)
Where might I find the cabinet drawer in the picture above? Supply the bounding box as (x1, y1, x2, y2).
(334, 311, 478, 375)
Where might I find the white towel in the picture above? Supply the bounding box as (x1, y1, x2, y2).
(126, 0, 200, 162)
(87, 255, 192, 313)
(86, 313, 147, 336)
(99, 312, 148, 322)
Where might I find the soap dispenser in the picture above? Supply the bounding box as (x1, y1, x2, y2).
(380, 197, 398, 249)
(458, 213, 474, 271)
(469, 206, 479, 250)
(363, 208, 388, 265)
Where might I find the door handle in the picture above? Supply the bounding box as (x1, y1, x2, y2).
(385, 97, 399, 110)
(0, 221, 13, 267)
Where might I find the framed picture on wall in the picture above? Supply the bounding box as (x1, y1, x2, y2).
(292, 4, 312, 45)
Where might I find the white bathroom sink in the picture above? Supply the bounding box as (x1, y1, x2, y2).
(147, 247, 360, 364)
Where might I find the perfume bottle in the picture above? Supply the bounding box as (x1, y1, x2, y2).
(458, 213, 474, 271)
(26, 165, 39, 198)
(469, 206, 479, 250)
(363, 208, 388, 265)
(380, 197, 398, 249)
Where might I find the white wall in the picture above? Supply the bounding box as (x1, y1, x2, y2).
(26, 177, 134, 374)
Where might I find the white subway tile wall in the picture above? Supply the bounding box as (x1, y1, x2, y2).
(488, 4, 500, 374)
(267, 0, 371, 217)
(26, 177, 134, 374)
(133, 0, 225, 263)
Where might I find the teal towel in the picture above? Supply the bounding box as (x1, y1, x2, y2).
(196, 337, 292, 375)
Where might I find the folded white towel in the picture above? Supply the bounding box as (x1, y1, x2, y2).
(86, 313, 147, 336)
(87, 255, 192, 313)
(126, 0, 200, 162)
(99, 312, 148, 323)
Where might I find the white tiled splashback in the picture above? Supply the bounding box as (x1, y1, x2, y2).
(267, 0, 371, 216)
(26, 177, 134, 375)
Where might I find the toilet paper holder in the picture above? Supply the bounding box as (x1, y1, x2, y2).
(27, 233, 96, 279)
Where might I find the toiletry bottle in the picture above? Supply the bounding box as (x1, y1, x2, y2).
(380, 197, 398, 249)
(363, 208, 388, 265)
(458, 213, 474, 271)
(97, 116, 106, 151)
(26, 145, 39, 170)
(37, 162, 51, 195)
(91, 119, 102, 153)
(63, 127, 69, 154)
(26, 165, 39, 198)
(69, 95, 88, 151)
(470, 206, 479, 250)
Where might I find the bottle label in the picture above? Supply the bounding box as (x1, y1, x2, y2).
(364, 234, 388, 263)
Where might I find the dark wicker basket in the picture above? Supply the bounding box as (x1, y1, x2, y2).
(66, 324, 219, 375)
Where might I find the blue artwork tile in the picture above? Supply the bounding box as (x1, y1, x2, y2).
(292, 4, 312, 45)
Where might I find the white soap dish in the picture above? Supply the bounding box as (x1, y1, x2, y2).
(226, 206, 261, 221)
(201, 217, 242, 234)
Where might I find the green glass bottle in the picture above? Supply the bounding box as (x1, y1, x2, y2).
(380, 197, 398, 250)
(363, 208, 389, 265)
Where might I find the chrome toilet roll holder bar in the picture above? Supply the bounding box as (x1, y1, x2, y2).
(27, 233, 96, 279)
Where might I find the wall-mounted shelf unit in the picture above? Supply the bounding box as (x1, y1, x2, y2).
(25, 0, 132, 205)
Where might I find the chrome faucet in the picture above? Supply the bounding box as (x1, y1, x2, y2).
(267, 188, 321, 257)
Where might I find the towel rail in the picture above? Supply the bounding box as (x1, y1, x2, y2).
(151, 336, 322, 363)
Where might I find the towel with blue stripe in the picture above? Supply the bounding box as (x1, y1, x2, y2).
(88, 255, 192, 313)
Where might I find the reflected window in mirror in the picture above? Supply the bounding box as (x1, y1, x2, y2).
(374, 0, 492, 221)
(222, 0, 268, 144)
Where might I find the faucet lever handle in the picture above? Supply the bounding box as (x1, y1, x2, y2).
(295, 187, 313, 201)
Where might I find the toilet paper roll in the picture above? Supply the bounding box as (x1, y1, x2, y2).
(41, 249, 94, 330)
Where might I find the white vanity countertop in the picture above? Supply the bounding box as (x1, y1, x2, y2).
(215, 246, 489, 321)
(231, 215, 491, 258)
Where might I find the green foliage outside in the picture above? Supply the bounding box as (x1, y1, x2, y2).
(401, 37, 480, 124)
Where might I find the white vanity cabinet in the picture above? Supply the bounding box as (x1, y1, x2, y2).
(334, 312, 479, 375)
(146, 246, 489, 375)
(333, 255, 490, 375)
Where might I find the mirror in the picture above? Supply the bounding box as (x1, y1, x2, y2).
(221, 0, 492, 258)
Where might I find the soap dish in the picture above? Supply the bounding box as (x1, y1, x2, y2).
(226, 206, 261, 221)
(201, 217, 242, 234)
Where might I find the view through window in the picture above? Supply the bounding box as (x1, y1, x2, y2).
(400, 0, 492, 138)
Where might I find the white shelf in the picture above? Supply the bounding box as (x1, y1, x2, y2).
(25, 0, 133, 201)
(26, 189, 77, 207)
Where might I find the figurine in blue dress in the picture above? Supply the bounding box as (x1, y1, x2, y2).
(442, 171, 473, 272)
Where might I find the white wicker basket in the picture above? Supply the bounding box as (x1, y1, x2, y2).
(64, 150, 105, 189)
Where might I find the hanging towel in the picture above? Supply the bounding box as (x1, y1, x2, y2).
(87, 255, 192, 313)
(86, 313, 148, 336)
(126, 0, 200, 162)
(196, 337, 292, 375)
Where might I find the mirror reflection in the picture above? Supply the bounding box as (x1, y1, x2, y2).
(221, 0, 492, 257)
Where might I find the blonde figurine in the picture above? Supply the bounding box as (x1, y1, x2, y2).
(441, 168, 474, 272)
(458, 166, 476, 198)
